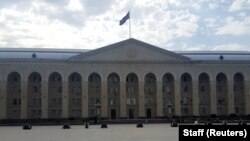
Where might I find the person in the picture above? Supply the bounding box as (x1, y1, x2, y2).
(222, 120, 227, 125)
(194, 119, 199, 125)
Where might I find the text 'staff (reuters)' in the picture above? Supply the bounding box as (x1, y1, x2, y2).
(179, 125, 249, 141)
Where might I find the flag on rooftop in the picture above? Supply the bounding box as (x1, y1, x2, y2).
(119, 12, 130, 26)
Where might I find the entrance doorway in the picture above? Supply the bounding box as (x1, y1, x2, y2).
(146, 108, 151, 118)
(129, 108, 134, 119)
(111, 109, 116, 119)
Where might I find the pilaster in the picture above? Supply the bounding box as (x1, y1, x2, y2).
(62, 81, 69, 118)
(41, 81, 48, 119)
(21, 81, 28, 119)
(138, 82, 145, 118)
(101, 81, 108, 118)
(82, 82, 88, 118)
(210, 81, 217, 114)
(245, 81, 250, 114)
(228, 81, 235, 114)
(120, 81, 126, 118)
(174, 81, 181, 116)
(156, 81, 163, 117)
(192, 81, 199, 116)
(0, 81, 6, 119)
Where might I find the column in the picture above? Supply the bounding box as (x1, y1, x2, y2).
(82, 82, 88, 118)
(62, 81, 69, 118)
(120, 81, 126, 118)
(21, 81, 28, 119)
(174, 80, 181, 116)
(192, 81, 199, 116)
(210, 81, 217, 114)
(227, 81, 235, 114)
(138, 82, 145, 118)
(0, 81, 6, 119)
(156, 81, 163, 117)
(101, 81, 108, 118)
(41, 81, 48, 119)
(244, 81, 250, 114)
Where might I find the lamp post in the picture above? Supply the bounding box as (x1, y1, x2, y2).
(95, 100, 101, 124)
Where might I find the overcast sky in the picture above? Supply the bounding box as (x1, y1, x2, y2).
(0, 0, 249, 51)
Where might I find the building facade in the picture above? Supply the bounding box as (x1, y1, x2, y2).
(0, 38, 250, 120)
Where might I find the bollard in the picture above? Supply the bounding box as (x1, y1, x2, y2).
(85, 122, 89, 129)
(170, 121, 178, 127)
(23, 124, 32, 130)
(62, 124, 71, 129)
(136, 123, 143, 128)
(101, 123, 108, 128)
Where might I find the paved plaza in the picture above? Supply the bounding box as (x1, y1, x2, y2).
(0, 124, 178, 141)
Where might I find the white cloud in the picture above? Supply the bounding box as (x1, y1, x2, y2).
(212, 44, 248, 51)
(216, 16, 250, 36)
(229, 0, 250, 12)
(204, 17, 217, 28)
(239, 12, 246, 17)
(66, 0, 83, 11)
(185, 44, 206, 51)
(0, 0, 249, 52)
(208, 3, 218, 9)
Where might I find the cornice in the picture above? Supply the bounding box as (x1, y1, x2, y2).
(1, 58, 250, 66)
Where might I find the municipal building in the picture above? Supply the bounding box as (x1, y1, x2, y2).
(0, 38, 249, 120)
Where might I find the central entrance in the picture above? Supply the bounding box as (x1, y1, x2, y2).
(129, 108, 134, 119)
(146, 108, 151, 118)
(111, 109, 116, 119)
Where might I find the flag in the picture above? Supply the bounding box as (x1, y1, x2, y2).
(119, 12, 130, 26)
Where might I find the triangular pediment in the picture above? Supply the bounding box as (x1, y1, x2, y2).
(70, 38, 190, 61)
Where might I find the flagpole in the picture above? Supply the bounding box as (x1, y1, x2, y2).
(129, 11, 131, 38)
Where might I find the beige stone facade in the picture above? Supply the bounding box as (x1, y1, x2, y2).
(0, 38, 250, 119)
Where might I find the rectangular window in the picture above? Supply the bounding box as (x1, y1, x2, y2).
(72, 98, 76, 104)
(58, 87, 62, 93)
(90, 109, 95, 116)
(235, 107, 239, 113)
(13, 99, 17, 105)
(38, 98, 41, 105)
(90, 98, 95, 105)
(184, 108, 188, 114)
(163, 108, 167, 116)
(114, 87, 119, 94)
(200, 86, 205, 92)
(77, 98, 81, 105)
(58, 98, 62, 105)
(33, 98, 36, 105)
(110, 99, 114, 105)
(184, 86, 188, 92)
(33, 86, 38, 93)
(166, 86, 171, 93)
(52, 98, 56, 105)
(127, 98, 130, 105)
(132, 98, 136, 105)
(217, 85, 222, 92)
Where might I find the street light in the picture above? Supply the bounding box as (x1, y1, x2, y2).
(95, 100, 101, 124)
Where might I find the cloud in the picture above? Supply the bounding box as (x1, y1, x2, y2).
(66, 0, 83, 11)
(215, 16, 250, 36)
(204, 17, 218, 28)
(229, 0, 250, 12)
(0, 0, 249, 52)
(212, 43, 248, 51)
(81, 0, 114, 15)
(184, 44, 206, 51)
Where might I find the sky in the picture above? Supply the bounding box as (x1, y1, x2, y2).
(0, 0, 249, 51)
